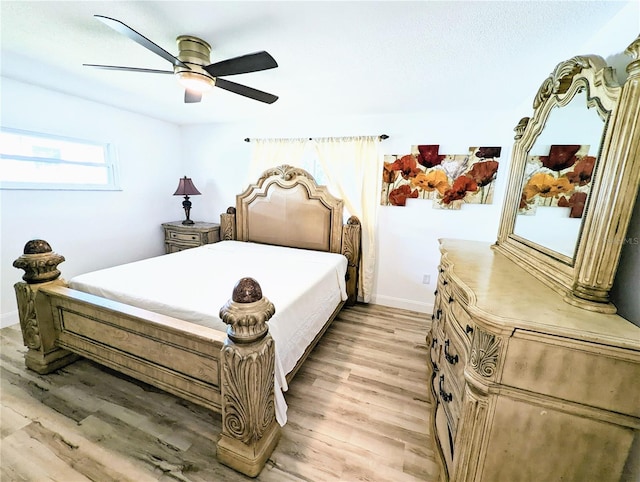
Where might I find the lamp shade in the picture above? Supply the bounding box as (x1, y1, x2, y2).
(173, 176, 201, 196)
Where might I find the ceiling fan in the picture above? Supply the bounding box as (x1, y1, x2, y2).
(84, 15, 278, 104)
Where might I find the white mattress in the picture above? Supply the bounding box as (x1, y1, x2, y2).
(69, 240, 348, 425)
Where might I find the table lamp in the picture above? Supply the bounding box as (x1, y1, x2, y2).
(173, 176, 201, 225)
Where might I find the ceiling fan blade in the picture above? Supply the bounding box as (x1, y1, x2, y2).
(204, 51, 278, 77)
(83, 64, 174, 74)
(94, 15, 189, 69)
(214, 78, 278, 104)
(184, 90, 202, 103)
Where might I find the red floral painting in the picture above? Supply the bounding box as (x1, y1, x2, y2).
(381, 145, 501, 209)
(519, 144, 592, 218)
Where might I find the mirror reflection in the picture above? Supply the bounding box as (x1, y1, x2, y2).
(513, 90, 606, 259)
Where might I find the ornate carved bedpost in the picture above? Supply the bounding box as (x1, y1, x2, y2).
(12, 240, 79, 374)
(342, 216, 361, 305)
(220, 206, 237, 240)
(217, 277, 280, 477)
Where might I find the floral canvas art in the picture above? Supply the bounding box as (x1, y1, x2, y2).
(519, 144, 593, 218)
(381, 145, 501, 208)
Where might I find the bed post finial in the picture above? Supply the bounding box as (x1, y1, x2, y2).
(13, 239, 65, 283)
(13, 240, 78, 374)
(217, 277, 281, 477)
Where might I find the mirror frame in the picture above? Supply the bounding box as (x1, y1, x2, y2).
(495, 36, 640, 314)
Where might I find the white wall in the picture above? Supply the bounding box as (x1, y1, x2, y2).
(0, 78, 183, 327)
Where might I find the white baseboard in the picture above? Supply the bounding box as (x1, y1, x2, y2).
(371, 295, 434, 314)
(1, 310, 19, 329)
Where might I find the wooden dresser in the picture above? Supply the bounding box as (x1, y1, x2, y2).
(428, 239, 640, 482)
(162, 221, 220, 253)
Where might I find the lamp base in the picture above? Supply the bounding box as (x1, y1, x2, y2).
(181, 196, 194, 225)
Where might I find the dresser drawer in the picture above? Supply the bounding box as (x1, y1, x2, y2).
(432, 337, 464, 434)
(437, 269, 453, 302)
(502, 331, 640, 418)
(441, 316, 467, 392)
(449, 299, 474, 342)
(435, 366, 462, 436)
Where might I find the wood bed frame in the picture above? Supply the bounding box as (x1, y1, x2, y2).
(12, 165, 361, 477)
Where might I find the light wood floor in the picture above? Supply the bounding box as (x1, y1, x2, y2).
(1, 303, 441, 482)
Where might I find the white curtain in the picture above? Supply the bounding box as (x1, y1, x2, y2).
(248, 138, 308, 182)
(313, 136, 380, 303)
(248, 135, 381, 303)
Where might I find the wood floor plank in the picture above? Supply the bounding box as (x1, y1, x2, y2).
(0, 303, 440, 481)
(1, 404, 31, 438)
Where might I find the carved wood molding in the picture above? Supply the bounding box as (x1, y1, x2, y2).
(258, 164, 317, 183)
(533, 55, 605, 109)
(13, 278, 73, 374)
(219, 297, 275, 343)
(217, 277, 280, 476)
(13, 239, 68, 357)
(341, 216, 361, 264)
(452, 385, 490, 481)
(220, 207, 237, 240)
(513, 117, 529, 140)
(14, 283, 42, 349)
(342, 216, 361, 304)
(220, 338, 276, 445)
(469, 328, 501, 378)
(13, 239, 65, 284)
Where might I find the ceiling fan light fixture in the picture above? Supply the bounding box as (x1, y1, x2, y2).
(86, 16, 279, 104)
(176, 70, 215, 93)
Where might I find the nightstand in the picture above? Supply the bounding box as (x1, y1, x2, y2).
(162, 221, 220, 253)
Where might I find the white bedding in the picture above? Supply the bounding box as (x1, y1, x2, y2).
(69, 240, 348, 425)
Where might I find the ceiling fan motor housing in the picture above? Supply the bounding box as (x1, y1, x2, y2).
(175, 35, 216, 90)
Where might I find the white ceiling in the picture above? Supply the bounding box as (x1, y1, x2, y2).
(0, 1, 634, 125)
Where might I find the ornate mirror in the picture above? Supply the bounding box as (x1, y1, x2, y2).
(495, 35, 640, 314)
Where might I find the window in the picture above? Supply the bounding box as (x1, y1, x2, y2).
(298, 143, 328, 186)
(0, 128, 120, 190)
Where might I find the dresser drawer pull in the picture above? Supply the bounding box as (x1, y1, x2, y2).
(465, 324, 474, 334)
(437, 309, 443, 320)
(448, 296, 454, 303)
(431, 313, 435, 321)
(439, 375, 453, 402)
(444, 340, 459, 365)
(439, 267, 444, 273)
(442, 280, 448, 286)
(434, 289, 438, 296)
(432, 337, 438, 348)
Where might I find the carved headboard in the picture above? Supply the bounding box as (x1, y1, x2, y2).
(219, 165, 361, 303)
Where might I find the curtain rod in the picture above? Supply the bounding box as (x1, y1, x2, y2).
(244, 134, 389, 142)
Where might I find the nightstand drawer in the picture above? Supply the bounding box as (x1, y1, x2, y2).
(169, 231, 202, 243)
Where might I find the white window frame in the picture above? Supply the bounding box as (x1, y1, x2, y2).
(0, 127, 121, 191)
